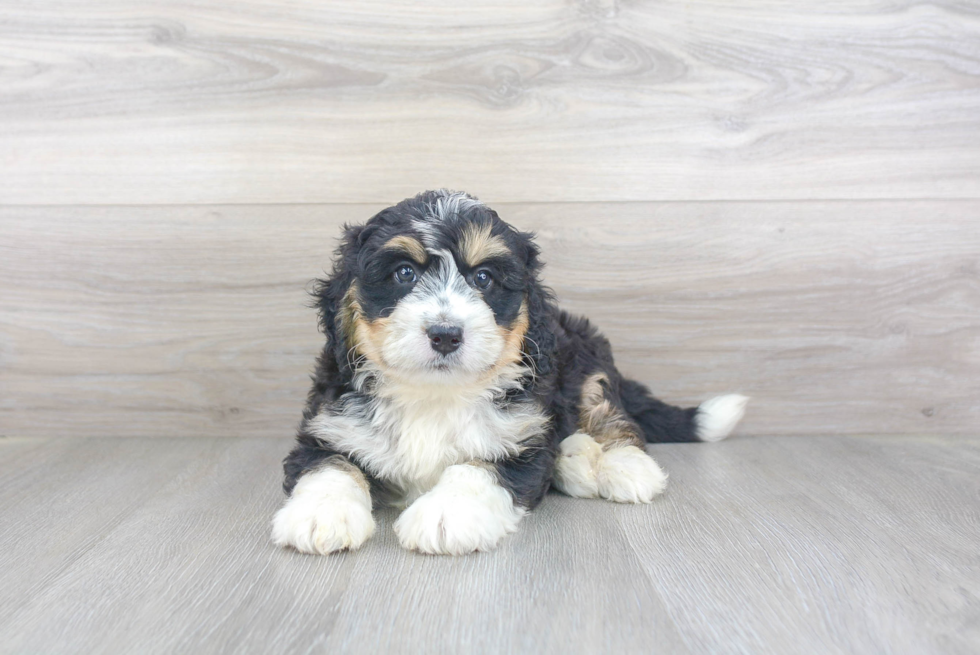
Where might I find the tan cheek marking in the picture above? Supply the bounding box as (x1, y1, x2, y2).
(494, 301, 529, 369)
(338, 282, 361, 351)
(353, 315, 390, 368)
(382, 236, 428, 264)
(579, 373, 644, 449)
(460, 223, 511, 267)
(341, 281, 389, 368)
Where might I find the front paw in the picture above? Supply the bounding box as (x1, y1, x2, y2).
(271, 467, 375, 555)
(394, 465, 524, 555)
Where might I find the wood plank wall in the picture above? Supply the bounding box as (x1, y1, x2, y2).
(1, 1, 978, 437)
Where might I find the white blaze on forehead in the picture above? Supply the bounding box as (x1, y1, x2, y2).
(415, 249, 470, 299)
(411, 219, 439, 249)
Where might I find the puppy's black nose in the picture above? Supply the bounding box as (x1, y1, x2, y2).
(427, 325, 463, 355)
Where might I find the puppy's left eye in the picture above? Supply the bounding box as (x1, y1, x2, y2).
(394, 264, 417, 284)
(473, 269, 493, 290)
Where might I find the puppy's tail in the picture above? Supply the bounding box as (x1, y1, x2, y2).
(620, 379, 748, 443)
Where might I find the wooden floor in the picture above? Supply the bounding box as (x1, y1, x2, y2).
(1, 435, 977, 654)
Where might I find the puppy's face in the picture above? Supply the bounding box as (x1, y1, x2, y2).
(335, 191, 534, 384)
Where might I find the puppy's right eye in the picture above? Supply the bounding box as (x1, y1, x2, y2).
(394, 264, 417, 284)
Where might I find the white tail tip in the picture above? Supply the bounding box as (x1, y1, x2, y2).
(695, 394, 749, 442)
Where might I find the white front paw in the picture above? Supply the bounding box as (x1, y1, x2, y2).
(394, 465, 524, 555)
(271, 467, 375, 555)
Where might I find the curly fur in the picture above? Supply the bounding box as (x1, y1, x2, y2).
(274, 190, 747, 555)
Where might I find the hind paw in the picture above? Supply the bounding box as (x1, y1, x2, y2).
(553, 433, 667, 503)
(596, 445, 667, 503)
(552, 432, 602, 498)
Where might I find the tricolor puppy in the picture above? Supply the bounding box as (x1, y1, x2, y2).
(272, 190, 747, 556)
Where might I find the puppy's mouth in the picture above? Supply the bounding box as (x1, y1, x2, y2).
(426, 358, 459, 373)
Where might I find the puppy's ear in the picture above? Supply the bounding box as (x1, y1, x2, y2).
(518, 232, 558, 377)
(312, 223, 367, 375)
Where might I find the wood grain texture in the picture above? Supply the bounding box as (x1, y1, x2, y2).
(2, 201, 978, 438)
(1, 435, 977, 654)
(1, 1, 979, 204)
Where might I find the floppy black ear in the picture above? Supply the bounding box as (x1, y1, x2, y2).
(301, 223, 369, 419)
(518, 232, 559, 380)
(312, 223, 367, 377)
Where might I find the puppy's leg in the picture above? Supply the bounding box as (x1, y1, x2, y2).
(395, 446, 554, 555)
(272, 452, 375, 555)
(394, 463, 523, 555)
(553, 373, 667, 503)
(552, 431, 603, 499)
(554, 433, 668, 504)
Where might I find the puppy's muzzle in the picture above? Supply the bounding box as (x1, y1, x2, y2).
(426, 325, 463, 355)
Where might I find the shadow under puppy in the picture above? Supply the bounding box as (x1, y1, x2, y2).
(273, 190, 748, 556)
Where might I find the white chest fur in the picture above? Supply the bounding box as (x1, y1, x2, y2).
(307, 377, 548, 505)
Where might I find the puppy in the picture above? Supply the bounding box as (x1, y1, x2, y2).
(272, 190, 747, 556)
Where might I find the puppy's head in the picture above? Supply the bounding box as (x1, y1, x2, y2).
(316, 190, 545, 385)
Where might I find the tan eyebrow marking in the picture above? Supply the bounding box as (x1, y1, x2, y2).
(382, 235, 428, 264)
(459, 223, 511, 267)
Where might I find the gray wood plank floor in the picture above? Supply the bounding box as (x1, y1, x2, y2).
(1, 435, 977, 654)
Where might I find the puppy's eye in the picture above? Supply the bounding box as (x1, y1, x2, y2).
(473, 269, 493, 290)
(394, 264, 417, 284)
